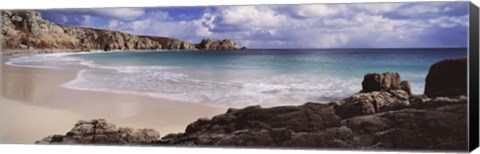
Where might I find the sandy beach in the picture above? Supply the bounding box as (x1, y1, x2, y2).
(1, 57, 226, 144)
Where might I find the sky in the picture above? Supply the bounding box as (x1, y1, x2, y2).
(40, 2, 469, 49)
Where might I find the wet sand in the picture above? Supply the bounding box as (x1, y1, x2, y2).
(1, 59, 227, 143)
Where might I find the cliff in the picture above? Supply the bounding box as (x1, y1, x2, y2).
(1, 10, 242, 55)
(36, 58, 468, 151)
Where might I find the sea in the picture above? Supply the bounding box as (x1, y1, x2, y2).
(6, 48, 467, 107)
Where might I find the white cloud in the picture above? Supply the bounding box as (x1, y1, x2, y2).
(352, 3, 403, 14)
(89, 8, 145, 20)
(107, 20, 120, 29)
(46, 8, 146, 21)
(192, 12, 215, 37)
(216, 6, 289, 28)
(288, 4, 345, 18)
(428, 15, 468, 28)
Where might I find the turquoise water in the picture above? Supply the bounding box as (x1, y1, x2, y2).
(7, 48, 467, 107)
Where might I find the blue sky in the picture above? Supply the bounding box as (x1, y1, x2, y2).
(40, 2, 469, 48)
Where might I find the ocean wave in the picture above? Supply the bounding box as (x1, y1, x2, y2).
(6, 52, 179, 73)
(6, 53, 85, 69)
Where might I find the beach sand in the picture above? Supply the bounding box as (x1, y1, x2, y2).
(1, 59, 227, 144)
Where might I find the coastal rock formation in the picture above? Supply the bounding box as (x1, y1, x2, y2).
(342, 103, 467, 150)
(424, 58, 467, 97)
(361, 72, 411, 94)
(153, 98, 466, 150)
(36, 119, 160, 144)
(195, 39, 240, 50)
(1, 10, 241, 55)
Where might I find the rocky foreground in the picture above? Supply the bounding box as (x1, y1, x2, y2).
(1, 11, 245, 56)
(36, 58, 468, 151)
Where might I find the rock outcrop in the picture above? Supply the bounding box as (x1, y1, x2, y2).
(153, 102, 466, 150)
(424, 58, 467, 97)
(334, 90, 410, 118)
(35, 59, 468, 151)
(36, 119, 160, 144)
(1, 10, 241, 55)
(195, 39, 240, 50)
(361, 72, 411, 94)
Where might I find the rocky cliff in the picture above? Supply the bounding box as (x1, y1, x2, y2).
(196, 38, 240, 50)
(36, 58, 468, 151)
(1, 10, 242, 55)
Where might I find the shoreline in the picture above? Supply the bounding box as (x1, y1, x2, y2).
(1, 58, 227, 143)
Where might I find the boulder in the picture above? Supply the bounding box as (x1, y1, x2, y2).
(424, 58, 467, 97)
(334, 90, 410, 118)
(361, 72, 411, 94)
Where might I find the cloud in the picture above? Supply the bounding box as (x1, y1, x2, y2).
(214, 6, 290, 29)
(86, 8, 146, 20)
(285, 4, 347, 18)
(428, 15, 469, 28)
(42, 8, 145, 20)
(41, 11, 92, 26)
(383, 2, 468, 19)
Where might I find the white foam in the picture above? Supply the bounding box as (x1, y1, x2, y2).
(6, 52, 179, 72)
(6, 53, 84, 69)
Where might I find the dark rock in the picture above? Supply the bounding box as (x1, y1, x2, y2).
(369, 104, 467, 150)
(424, 58, 467, 97)
(362, 72, 410, 93)
(156, 99, 466, 150)
(335, 90, 410, 118)
(399, 81, 411, 95)
(341, 115, 393, 134)
(181, 104, 341, 135)
(372, 128, 429, 149)
(410, 95, 467, 109)
(283, 126, 354, 148)
(185, 118, 211, 134)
